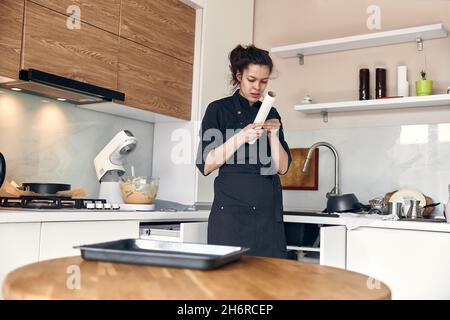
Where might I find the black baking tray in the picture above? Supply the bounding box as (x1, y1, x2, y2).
(74, 239, 249, 270)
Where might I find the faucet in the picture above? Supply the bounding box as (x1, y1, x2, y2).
(302, 141, 340, 196)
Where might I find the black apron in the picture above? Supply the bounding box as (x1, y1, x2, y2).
(208, 169, 287, 259)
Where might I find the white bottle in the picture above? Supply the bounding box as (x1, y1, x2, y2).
(445, 185, 450, 223)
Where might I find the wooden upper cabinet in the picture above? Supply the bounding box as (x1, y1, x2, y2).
(23, 1, 119, 90)
(0, 0, 24, 79)
(118, 38, 193, 120)
(29, 0, 121, 34)
(120, 0, 195, 64)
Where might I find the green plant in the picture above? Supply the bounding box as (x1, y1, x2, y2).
(420, 70, 427, 80)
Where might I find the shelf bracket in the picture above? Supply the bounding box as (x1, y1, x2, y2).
(320, 111, 328, 123)
(297, 53, 304, 65)
(416, 37, 423, 51)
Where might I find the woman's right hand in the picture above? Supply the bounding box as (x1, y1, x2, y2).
(237, 123, 264, 144)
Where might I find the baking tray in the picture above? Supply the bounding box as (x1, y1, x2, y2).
(74, 239, 249, 270)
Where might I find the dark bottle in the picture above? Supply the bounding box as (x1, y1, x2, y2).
(375, 67, 387, 99)
(359, 68, 370, 100)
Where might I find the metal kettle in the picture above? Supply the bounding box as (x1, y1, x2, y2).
(0, 152, 5, 190)
(405, 200, 422, 219)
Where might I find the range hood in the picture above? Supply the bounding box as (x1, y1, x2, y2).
(0, 69, 125, 104)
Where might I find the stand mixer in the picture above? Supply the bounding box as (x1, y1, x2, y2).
(94, 130, 137, 205)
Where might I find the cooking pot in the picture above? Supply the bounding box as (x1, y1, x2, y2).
(326, 193, 368, 213)
(0, 152, 5, 190)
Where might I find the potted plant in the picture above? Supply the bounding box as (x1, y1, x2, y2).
(415, 70, 433, 96)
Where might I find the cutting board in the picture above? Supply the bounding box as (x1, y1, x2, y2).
(279, 148, 319, 190)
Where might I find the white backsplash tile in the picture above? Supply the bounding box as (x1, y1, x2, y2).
(0, 90, 154, 198)
(284, 124, 450, 215)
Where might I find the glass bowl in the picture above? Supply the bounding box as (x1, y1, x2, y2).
(120, 176, 159, 204)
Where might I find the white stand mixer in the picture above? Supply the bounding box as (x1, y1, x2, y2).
(94, 130, 137, 205)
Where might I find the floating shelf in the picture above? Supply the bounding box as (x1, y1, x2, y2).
(295, 94, 450, 122)
(271, 23, 448, 63)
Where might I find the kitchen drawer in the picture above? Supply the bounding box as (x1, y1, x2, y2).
(140, 222, 207, 244)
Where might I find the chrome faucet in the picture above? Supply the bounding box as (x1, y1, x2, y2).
(302, 142, 340, 196)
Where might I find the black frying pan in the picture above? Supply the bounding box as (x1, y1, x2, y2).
(22, 183, 71, 194)
(0, 152, 5, 190)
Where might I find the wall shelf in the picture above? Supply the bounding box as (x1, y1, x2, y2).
(295, 94, 450, 122)
(271, 24, 448, 64)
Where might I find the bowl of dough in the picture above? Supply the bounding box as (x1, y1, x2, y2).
(120, 176, 159, 204)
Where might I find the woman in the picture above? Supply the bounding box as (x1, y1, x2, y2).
(196, 44, 292, 259)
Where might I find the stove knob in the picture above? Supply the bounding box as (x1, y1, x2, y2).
(112, 203, 120, 210)
(103, 203, 112, 210)
(95, 203, 104, 210)
(86, 203, 96, 210)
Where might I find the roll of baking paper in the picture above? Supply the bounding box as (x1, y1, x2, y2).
(249, 91, 276, 144)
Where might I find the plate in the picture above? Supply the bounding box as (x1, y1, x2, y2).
(389, 189, 426, 206)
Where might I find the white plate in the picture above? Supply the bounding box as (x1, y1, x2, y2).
(389, 189, 426, 206)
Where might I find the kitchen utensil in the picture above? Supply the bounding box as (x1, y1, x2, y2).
(326, 193, 363, 213)
(405, 200, 422, 219)
(74, 239, 249, 269)
(388, 202, 403, 218)
(0, 152, 5, 190)
(388, 189, 426, 206)
(22, 183, 71, 195)
(120, 176, 159, 204)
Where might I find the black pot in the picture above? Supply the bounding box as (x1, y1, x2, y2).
(0, 152, 5, 190)
(326, 193, 365, 213)
(22, 183, 71, 195)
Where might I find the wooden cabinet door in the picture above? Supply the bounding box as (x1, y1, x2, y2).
(29, 0, 121, 34)
(23, 1, 119, 90)
(120, 0, 195, 64)
(118, 38, 193, 120)
(0, 0, 24, 79)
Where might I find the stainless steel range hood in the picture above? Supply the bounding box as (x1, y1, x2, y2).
(0, 69, 125, 104)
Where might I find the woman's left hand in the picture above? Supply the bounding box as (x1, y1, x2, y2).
(262, 118, 281, 136)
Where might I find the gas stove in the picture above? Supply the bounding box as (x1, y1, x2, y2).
(0, 195, 111, 210)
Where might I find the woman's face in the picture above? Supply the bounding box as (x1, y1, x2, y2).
(237, 64, 270, 105)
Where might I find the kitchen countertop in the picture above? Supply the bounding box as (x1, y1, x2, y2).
(0, 208, 210, 223)
(283, 210, 450, 233)
(2, 207, 449, 233)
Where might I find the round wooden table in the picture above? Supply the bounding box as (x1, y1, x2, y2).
(3, 256, 390, 300)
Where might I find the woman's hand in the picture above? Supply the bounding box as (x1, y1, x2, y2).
(237, 123, 264, 144)
(262, 118, 281, 137)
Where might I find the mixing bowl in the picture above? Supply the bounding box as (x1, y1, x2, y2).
(120, 176, 159, 204)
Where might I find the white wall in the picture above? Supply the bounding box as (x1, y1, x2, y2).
(152, 0, 255, 204)
(0, 90, 154, 198)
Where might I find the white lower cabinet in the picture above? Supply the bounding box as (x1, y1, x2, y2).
(0, 223, 41, 299)
(39, 220, 139, 261)
(347, 227, 450, 300)
(320, 225, 346, 269)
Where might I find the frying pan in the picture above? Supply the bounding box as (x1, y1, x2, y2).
(22, 183, 71, 195)
(0, 152, 5, 190)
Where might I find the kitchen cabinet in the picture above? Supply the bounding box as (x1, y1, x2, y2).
(118, 38, 193, 120)
(0, 0, 24, 79)
(29, 0, 121, 34)
(39, 220, 139, 261)
(347, 227, 450, 299)
(23, 2, 119, 90)
(120, 0, 195, 64)
(0, 223, 40, 299)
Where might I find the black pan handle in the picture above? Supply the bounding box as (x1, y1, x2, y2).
(0, 152, 6, 190)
